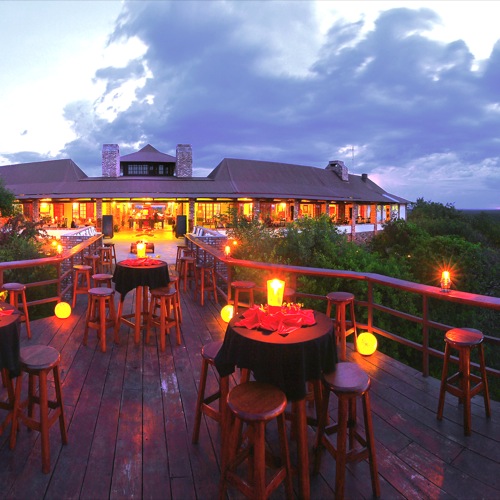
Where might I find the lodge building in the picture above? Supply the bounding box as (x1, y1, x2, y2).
(0, 143, 408, 237)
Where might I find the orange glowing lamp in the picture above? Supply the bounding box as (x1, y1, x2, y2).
(267, 279, 285, 306)
(441, 271, 451, 292)
(221, 304, 234, 323)
(55, 302, 72, 319)
(137, 241, 146, 258)
(56, 244, 63, 256)
(224, 245, 231, 257)
(356, 332, 378, 356)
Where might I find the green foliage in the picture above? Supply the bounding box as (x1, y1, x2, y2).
(0, 178, 16, 217)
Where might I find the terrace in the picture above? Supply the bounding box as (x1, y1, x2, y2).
(0, 230, 499, 499)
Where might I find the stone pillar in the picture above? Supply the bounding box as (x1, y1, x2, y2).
(176, 144, 193, 178)
(351, 204, 358, 242)
(189, 199, 195, 233)
(294, 200, 300, 220)
(371, 204, 378, 234)
(33, 200, 40, 221)
(253, 200, 261, 221)
(102, 144, 120, 177)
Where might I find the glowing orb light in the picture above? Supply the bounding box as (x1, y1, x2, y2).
(55, 302, 72, 319)
(220, 304, 234, 323)
(356, 332, 378, 356)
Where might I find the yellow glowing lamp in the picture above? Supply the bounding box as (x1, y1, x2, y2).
(136, 241, 146, 258)
(224, 245, 231, 257)
(440, 271, 451, 292)
(356, 332, 377, 356)
(267, 279, 285, 306)
(55, 302, 72, 319)
(221, 304, 234, 323)
(57, 244, 63, 255)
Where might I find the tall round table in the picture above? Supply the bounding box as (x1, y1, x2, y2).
(215, 310, 337, 499)
(113, 259, 170, 344)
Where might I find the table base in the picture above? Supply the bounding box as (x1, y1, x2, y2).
(115, 286, 151, 344)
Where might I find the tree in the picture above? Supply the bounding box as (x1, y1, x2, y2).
(0, 177, 16, 217)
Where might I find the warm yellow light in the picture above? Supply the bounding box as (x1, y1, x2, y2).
(57, 244, 63, 255)
(55, 302, 72, 319)
(221, 304, 234, 323)
(356, 332, 377, 356)
(137, 241, 146, 258)
(441, 270, 451, 292)
(224, 245, 231, 256)
(267, 279, 285, 306)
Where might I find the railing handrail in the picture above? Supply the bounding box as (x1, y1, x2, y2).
(186, 234, 500, 381)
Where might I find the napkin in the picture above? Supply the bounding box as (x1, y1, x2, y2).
(235, 305, 315, 334)
(121, 258, 164, 267)
(0, 308, 14, 316)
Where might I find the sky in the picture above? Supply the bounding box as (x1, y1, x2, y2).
(1, 0, 500, 210)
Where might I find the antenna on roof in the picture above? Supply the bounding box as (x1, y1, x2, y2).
(351, 146, 354, 169)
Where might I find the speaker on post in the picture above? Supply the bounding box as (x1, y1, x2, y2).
(175, 215, 187, 238)
(102, 215, 114, 238)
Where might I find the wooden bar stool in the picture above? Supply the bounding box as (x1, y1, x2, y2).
(103, 241, 117, 268)
(175, 244, 188, 272)
(179, 251, 196, 292)
(147, 286, 181, 348)
(9, 345, 68, 474)
(84, 253, 100, 276)
(230, 280, 255, 315)
(1, 282, 31, 339)
(194, 263, 218, 306)
(92, 273, 113, 288)
(219, 381, 294, 500)
(168, 275, 183, 323)
(314, 362, 380, 499)
(437, 327, 491, 436)
(98, 246, 113, 274)
(326, 291, 358, 361)
(84, 287, 117, 353)
(72, 264, 92, 308)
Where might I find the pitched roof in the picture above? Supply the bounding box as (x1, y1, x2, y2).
(119, 144, 176, 163)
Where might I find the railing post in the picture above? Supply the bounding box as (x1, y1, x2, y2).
(367, 281, 373, 331)
(422, 295, 429, 377)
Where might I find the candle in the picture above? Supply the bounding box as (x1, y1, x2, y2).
(224, 245, 231, 257)
(440, 271, 451, 292)
(267, 279, 285, 306)
(137, 241, 146, 258)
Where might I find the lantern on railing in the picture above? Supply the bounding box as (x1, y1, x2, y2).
(224, 245, 231, 257)
(267, 279, 285, 307)
(137, 241, 146, 258)
(221, 304, 234, 323)
(440, 271, 451, 293)
(356, 332, 377, 356)
(55, 302, 71, 319)
(56, 244, 63, 256)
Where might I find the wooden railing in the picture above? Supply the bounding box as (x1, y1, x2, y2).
(0, 234, 103, 309)
(187, 234, 500, 381)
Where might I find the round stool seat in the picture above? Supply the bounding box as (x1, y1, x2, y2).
(88, 287, 114, 297)
(1, 282, 25, 292)
(323, 362, 370, 394)
(21, 345, 60, 370)
(231, 280, 255, 289)
(202, 339, 223, 361)
(151, 286, 176, 298)
(74, 264, 92, 272)
(227, 382, 287, 422)
(326, 291, 354, 303)
(92, 273, 113, 287)
(445, 328, 483, 347)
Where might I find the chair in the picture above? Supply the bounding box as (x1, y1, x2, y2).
(1, 282, 31, 339)
(84, 287, 117, 353)
(437, 327, 491, 435)
(147, 286, 181, 348)
(314, 362, 380, 499)
(326, 291, 358, 361)
(72, 264, 92, 308)
(179, 251, 196, 292)
(230, 281, 255, 315)
(10, 345, 68, 474)
(219, 382, 294, 500)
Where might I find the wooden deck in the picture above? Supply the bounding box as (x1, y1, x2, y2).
(0, 286, 499, 499)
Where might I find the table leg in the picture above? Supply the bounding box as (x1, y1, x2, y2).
(134, 286, 143, 344)
(293, 398, 310, 500)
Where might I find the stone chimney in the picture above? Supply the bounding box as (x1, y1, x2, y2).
(176, 144, 192, 178)
(102, 144, 120, 177)
(362, 173, 368, 182)
(326, 160, 349, 182)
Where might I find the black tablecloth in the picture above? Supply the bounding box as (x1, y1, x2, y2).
(0, 303, 21, 378)
(215, 311, 337, 401)
(112, 260, 170, 300)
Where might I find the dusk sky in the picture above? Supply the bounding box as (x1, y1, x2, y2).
(1, 1, 500, 209)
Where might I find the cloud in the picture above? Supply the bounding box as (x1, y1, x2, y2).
(52, 2, 500, 209)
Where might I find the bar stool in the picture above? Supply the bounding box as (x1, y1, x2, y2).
(84, 287, 117, 353)
(98, 246, 113, 274)
(437, 327, 491, 436)
(92, 273, 113, 288)
(103, 241, 117, 268)
(179, 251, 196, 292)
(1, 282, 31, 339)
(168, 275, 183, 323)
(72, 264, 92, 308)
(219, 381, 294, 500)
(326, 291, 358, 361)
(10, 345, 68, 474)
(147, 286, 182, 348)
(194, 263, 218, 306)
(230, 280, 255, 315)
(314, 362, 380, 499)
(175, 244, 188, 272)
(84, 253, 100, 276)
